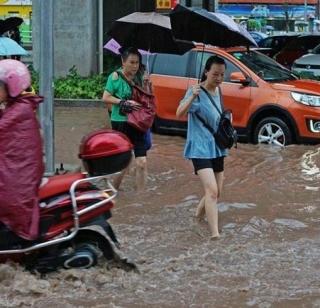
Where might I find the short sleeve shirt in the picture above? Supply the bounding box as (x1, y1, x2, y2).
(180, 87, 228, 159)
(105, 70, 132, 122)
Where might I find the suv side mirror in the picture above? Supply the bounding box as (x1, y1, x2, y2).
(230, 72, 250, 85)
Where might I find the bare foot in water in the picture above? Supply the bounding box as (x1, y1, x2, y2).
(194, 214, 205, 223)
(210, 234, 220, 240)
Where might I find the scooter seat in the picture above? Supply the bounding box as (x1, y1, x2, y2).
(39, 172, 86, 200)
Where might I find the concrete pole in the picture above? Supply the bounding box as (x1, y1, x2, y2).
(98, 0, 103, 74)
(39, 0, 55, 175)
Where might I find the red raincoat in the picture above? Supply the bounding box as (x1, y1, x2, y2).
(0, 94, 44, 240)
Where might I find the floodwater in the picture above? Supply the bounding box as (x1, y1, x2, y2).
(0, 107, 320, 307)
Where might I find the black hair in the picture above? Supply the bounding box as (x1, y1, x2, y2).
(120, 46, 141, 63)
(201, 56, 226, 82)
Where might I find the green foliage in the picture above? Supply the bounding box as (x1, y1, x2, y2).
(53, 66, 106, 99)
(30, 65, 39, 93)
(260, 18, 267, 28)
(247, 19, 261, 31)
(29, 54, 121, 100)
(30, 67, 115, 100)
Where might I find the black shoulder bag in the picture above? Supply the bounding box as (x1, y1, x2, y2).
(195, 86, 237, 149)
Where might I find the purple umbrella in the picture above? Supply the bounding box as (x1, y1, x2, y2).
(104, 38, 152, 56)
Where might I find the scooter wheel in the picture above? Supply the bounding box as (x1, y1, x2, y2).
(63, 244, 98, 269)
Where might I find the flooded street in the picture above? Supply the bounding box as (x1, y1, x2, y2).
(1, 107, 320, 307)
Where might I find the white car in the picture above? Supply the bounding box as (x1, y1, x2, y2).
(292, 44, 320, 78)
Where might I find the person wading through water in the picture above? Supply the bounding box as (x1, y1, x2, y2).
(102, 47, 151, 191)
(176, 56, 228, 239)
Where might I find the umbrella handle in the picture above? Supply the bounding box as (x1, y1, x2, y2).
(146, 49, 150, 75)
(197, 44, 205, 82)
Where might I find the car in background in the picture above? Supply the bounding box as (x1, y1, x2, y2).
(258, 34, 300, 58)
(145, 46, 320, 146)
(274, 34, 320, 68)
(292, 43, 320, 78)
(248, 31, 268, 44)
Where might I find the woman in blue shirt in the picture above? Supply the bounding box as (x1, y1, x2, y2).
(176, 56, 228, 239)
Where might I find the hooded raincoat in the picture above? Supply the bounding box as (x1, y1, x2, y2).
(0, 94, 44, 240)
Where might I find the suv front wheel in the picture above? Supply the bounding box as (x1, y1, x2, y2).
(253, 117, 292, 146)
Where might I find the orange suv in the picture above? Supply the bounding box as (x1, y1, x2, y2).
(146, 46, 320, 146)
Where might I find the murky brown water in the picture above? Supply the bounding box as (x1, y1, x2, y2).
(1, 107, 320, 307)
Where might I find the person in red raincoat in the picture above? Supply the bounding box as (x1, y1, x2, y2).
(0, 59, 44, 240)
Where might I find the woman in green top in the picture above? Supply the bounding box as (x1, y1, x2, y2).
(102, 47, 148, 191)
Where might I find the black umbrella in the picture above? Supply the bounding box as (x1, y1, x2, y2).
(107, 12, 195, 55)
(170, 4, 257, 48)
(0, 17, 24, 35)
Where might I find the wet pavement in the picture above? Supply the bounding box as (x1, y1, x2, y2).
(0, 106, 320, 307)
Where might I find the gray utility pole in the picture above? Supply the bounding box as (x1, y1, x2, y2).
(39, 0, 55, 175)
(98, 0, 103, 74)
(304, 0, 307, 21)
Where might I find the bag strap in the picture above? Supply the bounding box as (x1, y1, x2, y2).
(116, 70, 152, 95)
(194, 87, 237, 149)
(116, 70, 134, 88)
(194, 112, 215, 135)
(193, 86, 223, 135)
(200, 86, 224, 116)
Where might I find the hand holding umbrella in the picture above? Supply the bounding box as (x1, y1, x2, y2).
(191, 84, 201, 98)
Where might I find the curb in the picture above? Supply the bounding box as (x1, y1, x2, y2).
(54, 99, 105, 108)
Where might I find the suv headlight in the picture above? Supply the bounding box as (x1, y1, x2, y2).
(291, 92, 320, 107)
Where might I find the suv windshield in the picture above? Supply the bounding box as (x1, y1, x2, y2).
(312, 43, 320, 54)
(230, 50, 297, 82)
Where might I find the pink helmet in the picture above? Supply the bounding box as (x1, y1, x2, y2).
(0, 59, 31, 97)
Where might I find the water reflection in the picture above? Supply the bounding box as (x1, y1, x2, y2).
(1, 133, 320, 307)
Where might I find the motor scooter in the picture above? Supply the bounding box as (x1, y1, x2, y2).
(0, 129, 134, 273)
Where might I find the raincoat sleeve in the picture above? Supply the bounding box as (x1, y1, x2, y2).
(179, 87, 200, 113)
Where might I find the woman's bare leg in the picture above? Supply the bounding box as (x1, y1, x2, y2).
(135, 156, 147, 192)
(196, 172, 224, 220)
(112, 157, 133, 190)
(198, 168, 220, 238)
(113, 167, 128, 190)
(214, 171, 224, 198)
(195, 196, 205, 219)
